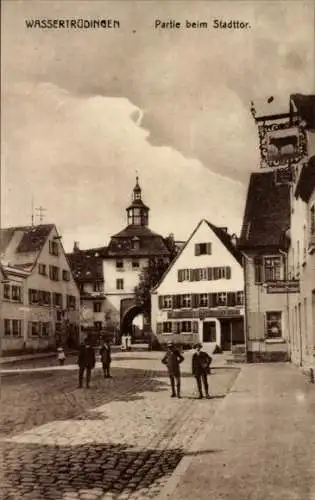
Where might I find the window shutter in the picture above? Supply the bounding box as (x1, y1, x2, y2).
(192, 321, 199, 333)
(178, 270, 183, 282)
(212, 293, 219, 307)
(208, 293, 213, 307)
(254, 256, 262, 283)
(227, 292, 236, 307)
(206, 243, 212, 255)
(192, 294, 199, 308)
(158, 296, 163, 309)
(226, 267, 231, 279)
(195, 244, 200, 256)
(157, 322, 163, 334)
(28, 322, 32, 337)
(213, 268, 219, 280)
(189, 269, 194, 282)
(207, 268, 212, 281)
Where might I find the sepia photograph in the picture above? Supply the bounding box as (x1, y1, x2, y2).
(1, 1, 315, 499)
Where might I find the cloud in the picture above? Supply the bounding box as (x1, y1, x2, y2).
(2, 0, 314, 249)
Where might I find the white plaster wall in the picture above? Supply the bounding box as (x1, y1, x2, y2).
(156, 220, 244, 296)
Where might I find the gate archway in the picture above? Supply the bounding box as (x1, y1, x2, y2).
(120, 298, 148, 343)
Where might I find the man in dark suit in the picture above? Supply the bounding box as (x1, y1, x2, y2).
(78, 336, 96, 388)
(100, 339, 112, 378)
(162, 342, 184, 398)
(192, 343, 212, 399)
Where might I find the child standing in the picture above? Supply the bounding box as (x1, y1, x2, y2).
(57, 347, 66, 366)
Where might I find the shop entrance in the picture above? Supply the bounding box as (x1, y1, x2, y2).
(202, 321, 216, 343)
(220, 318, 244, 350)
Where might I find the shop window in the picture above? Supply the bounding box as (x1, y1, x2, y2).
(265, 311, 282, 339)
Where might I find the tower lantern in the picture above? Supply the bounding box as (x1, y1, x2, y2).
(126, 177, 150, 227)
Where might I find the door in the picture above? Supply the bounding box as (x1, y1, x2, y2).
(203, 321, 216, 343)
(220, 320, 231, 351)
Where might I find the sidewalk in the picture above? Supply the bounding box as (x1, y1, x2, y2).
(157, 363, 315, 500)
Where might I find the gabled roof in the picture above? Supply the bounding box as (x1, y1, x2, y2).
(0, 224, 54, 254)
(239, 171, 290, 249)
(152, 219, 242, 292)
(295, 156, 315, 202)
(0, 224, 55, 269)
(67, 250, 104, 283)
(108, 225, 170, 257)
(291, 94, 315, 129)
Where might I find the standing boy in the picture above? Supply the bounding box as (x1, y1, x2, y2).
(162, 342, 184, 398)
(192, 343, 212, 399)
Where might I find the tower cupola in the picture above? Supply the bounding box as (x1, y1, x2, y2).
(126, 177, 150, 227)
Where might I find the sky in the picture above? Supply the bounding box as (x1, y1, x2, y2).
(1, 0, 314, 252)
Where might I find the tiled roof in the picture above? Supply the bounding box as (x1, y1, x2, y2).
(291, 94, 315, 129)
(0, 224, 54, 254)
(295, 156, 315, 202)
(239, 171, 290, 249)
(108, 225, 170, 257)
(67, 250, 104, 283)
(205, 222, 243, 265)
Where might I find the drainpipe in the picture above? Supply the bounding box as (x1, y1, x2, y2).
(279, 249, 291, 361)
(240, 251, 249, 362)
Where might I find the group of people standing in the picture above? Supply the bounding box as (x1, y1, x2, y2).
(162, 341, 213, 399)
(77, 336, 112, 388)
(62, 335, 212, 396)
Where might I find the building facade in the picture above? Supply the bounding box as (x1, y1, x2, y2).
(151, 219, 244, 349)
(239, 94, 315, 363)
(67, 178, 173, 342)
(0, 224, 80, 353)
(285, 95, 315, 370)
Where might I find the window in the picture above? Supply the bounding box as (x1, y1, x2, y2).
(116, 279, 124, 290)
(236, 291, 244, 306)
(199, 293, 208, 307)
(3, 284, 10, 299)
(4, 319, 11, 336)
(178, 269, 190, 282)
(181, 321, 192, 333)
(264, 256, 282, 282)
(11, 286, 21, 302)
(195, 242, 212, 256)
(162, 322, 172, 334)
(94, 321, 102, 330)
(67, 295, 76, 309)
(29, 289, 38, 304)
(49, 265, 60, 281)
(116, 260, 124, 269)
(53, 293, 63, 307)
(41, 322, 50, 337)
(132, 260, 140, 269)
(265, 311, 282, 339)
(217, 292, 227, 306)
(38, 263, 47, 275)
(181, 294, 191, 308)
(62, 270, 70, 281)
(49, 240, 59, 256)
(94, 282, 104, 292)
(12, 320, 21, 337)
(30, 322, 40, 337)
(161, 295, 172, 309)
(199, 268, 208, 280)
(93, 302, 102, 313)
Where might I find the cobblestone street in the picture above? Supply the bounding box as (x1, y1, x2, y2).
(0, 351, 239, 500)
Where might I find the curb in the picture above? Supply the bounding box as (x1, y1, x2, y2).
(155, 367, 243, 500)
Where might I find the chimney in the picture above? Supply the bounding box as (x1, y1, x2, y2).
(73, 241, 80, 253)
(231, 233, 238, 246)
